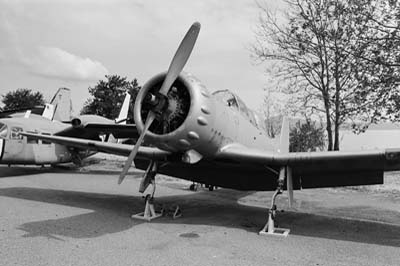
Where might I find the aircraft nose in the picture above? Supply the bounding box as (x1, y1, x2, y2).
(0, 139, 4, 161)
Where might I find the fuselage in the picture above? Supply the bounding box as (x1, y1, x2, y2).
(133, 73, 282, 190)
(134, 72, 279, 156)
(135, 91, 282, 190)
(0, 114, 111, 165)
(0, 115, 72, 165)
(204, 89, 277, 153)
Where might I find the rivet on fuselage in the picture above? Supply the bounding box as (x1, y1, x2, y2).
(187, 131, 200, 140)
(197, 116, 208, 126)
(201, 106, 210, 114)
(179, 139, 191, 147)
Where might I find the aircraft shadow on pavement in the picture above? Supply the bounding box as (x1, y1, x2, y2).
(0, 166, 141, 178)
(0, 186, 399, 247)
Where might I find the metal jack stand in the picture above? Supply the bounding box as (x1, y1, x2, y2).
(131, 178, 163, 222)
(259, 166, 290, 237)
(162, 205, 182, 219)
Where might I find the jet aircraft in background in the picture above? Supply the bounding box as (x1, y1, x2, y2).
(1, 92, 136, 166)
(21, 22, 400, 236)
(0, 88, 72, 120)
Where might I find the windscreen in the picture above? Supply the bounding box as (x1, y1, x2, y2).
(213, 90, 261, 129)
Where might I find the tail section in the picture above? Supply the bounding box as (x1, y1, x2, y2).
(41, 103, 55, 120)
(50, 88, 72, 121)
(115, 92, 131, 124)
(112, 92, 131, 144)
(278, 116, 290, 153)
(279, 116, 294, 208)
(107, 133, 117, 143)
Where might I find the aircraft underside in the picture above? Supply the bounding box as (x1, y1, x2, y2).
(134, 159, 384, 191)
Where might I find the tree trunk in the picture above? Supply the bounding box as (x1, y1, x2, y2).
(334, 122, 340, 151)
(333, 48, 341, 151)
(323, 92, 333, 151)
(326, 113, 333, 151)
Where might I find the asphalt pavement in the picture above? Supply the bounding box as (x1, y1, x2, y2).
(1, 165, 400, 266)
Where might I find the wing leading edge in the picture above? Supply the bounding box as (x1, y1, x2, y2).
(20, 132, 170, 161)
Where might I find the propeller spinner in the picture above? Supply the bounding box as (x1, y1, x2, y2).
(118, 22, 201, 184)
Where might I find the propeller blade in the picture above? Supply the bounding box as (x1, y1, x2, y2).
(118, 22, 201, 185)
(118, 111, 156, 184)
(159, 22, 201, 96)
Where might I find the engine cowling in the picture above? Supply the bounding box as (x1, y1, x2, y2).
(134, 72, 217, 156)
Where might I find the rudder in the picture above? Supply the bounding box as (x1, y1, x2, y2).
(278, 116, 289, 153)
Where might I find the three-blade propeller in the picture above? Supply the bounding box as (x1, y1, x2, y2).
(118, 22, 201, 185)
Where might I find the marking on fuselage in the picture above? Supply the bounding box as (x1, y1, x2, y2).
(0, 139, 4, 161)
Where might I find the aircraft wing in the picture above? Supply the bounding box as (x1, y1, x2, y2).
(20, 131, 400, 189)
(20, 132, 170, 160)
(216, 144, 400, 189)
(55, 123, 139, 139)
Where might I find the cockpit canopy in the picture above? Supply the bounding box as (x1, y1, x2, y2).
(0, 122, 8, 138)
(212, 90, 265, 131)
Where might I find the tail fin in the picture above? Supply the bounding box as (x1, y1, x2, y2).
(41, 103, 55, 120)
(115, 92, 131, 124)
(107, 133, 117, 143)
(279, 116, 294, 207)
(24, 110, 31, 118)
(50, 88, 72, 121)
(278, 116, 290, 153)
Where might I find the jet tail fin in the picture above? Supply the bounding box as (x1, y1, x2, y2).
(24, 110, 31, 118)
(278, 116, 290, 153)
(115, 92, 131, 124)
(41, 103, 55, 120)
(50, 88, 72, 121)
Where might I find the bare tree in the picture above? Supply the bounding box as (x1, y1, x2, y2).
(253, 0, 399, 150)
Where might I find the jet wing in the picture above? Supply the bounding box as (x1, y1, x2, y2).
(20, 132, 170, 161)
(216, 144, 400, 189)
(56, 123, 139, 139)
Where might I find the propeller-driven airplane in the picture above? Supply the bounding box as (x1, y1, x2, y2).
(21, 22, 400, 236)
(0, 92, 136, 166)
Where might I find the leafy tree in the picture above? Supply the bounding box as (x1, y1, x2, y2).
(1, 88, 45, 110)
(81, 75, 141, 121)
(290, 119, 325, 152)
(253, 0, 399, 150)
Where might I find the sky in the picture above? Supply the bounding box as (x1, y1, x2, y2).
(0, 0, 285, 114)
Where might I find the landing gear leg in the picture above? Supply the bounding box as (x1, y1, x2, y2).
(259, 166, 291, 237)
(131, 161, 162, 221)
